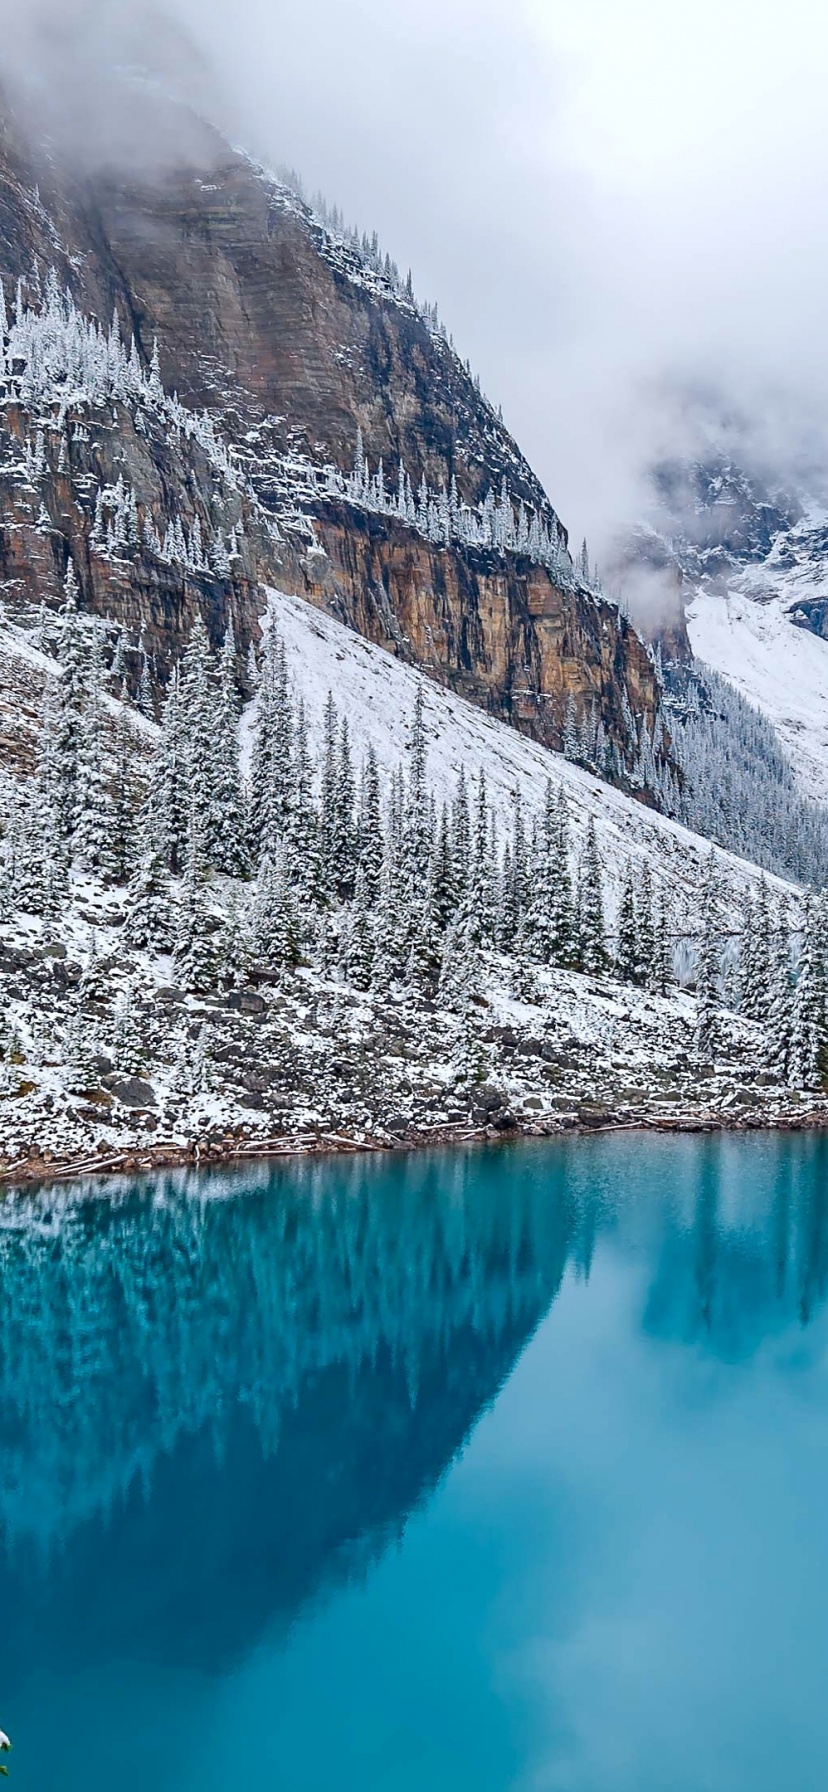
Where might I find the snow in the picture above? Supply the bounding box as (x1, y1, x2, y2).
(687, 585, 828, 804)
(259, 586, 801, 928)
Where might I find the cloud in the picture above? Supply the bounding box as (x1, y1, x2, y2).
(3, 0, 828, 559)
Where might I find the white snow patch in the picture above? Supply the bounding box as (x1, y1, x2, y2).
(687, 587, 828, 804)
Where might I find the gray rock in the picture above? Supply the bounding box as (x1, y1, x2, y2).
(108, 1076, 156, 1109)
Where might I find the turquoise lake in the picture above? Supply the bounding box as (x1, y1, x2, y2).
(3, 1132, 828, 1791)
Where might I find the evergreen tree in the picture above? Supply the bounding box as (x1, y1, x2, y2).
(767, 909, 794, 1083)
(357, 743, 383, 903)
(694, 855, 720, 1058)
(344, 861, 374, 990)
(789, 895, 826, 1090)
(123, 836, 174, 950)
(250, 849, 302, 970)
(637, 864, 656, 983)
(615, 862, 638, 985)
(111, 708, 138, 886)
(578, 819, 608, 974)
(152, 668, 189, 873)
(649, 884, 671, 997)
(53, 561, 86, 839)
(249, 627, 293, 863)
(74, 633, 116, 878)
(111, 982, 145, 1076)
(404, 683, 431, 888)
(180, 615, 217, 859)
(210, 621, 248, 875)
(173, 806, 216, 992)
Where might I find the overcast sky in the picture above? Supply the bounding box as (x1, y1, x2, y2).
(6, 0, 828, 550)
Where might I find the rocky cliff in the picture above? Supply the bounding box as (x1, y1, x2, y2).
(0, 74, 662, 762)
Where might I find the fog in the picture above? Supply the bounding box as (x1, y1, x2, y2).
(3, 0, 828, 559)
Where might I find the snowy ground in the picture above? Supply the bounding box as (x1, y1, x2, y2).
(262, 586, 800, 929)
(0, 909, 821, 1186)
(685, 513, 828, 804)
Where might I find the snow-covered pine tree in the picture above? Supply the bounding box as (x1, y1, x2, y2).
(249, 626, 293, 864)
(74, 632, 116, 878)
(332, 717, 357, 897)
(563, 694, 578, 761)
(615, 862, 639, 985)
(137, 653, 154, 720)
(344, 860, 374, 990)
(649, 883, 671, 997)
(53, 560, 86, 839)
(637, 864, 656, 985)
(438, 909, 479, 1014)
(215, 892, 253, 991)
(210, 621, 248, 876)
(549, 788, 576, 967)
(180, 615, 217, 860)
(738, 891, 757, 1018)
(578, 819, 608, 974)
(694, 854, 720, 1058)
(767, 908, 794, 1083)
(152, 668, 189, 873)
(288, 698, 319, 892)
(173, 804, 216, 993)
(250, 847, 302, 971)
(110, 709, 139, 885)
(452, 767, 472, 901)
(123, 832, 174, 950)
(111, 982, 146, 1076)
(789, 895, 826, 1091)
(357, 742, 383, 904)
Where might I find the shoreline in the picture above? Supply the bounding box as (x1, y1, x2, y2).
(3, 1102, 828, 1193)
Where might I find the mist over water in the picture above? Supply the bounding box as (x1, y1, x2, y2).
(3, 1134, 828, 1791)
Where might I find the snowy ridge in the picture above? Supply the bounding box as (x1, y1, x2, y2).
(687, 573, 828, 805)
(262, 586, 800, 929)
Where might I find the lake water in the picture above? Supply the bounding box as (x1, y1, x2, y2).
(2, 1132, 828, 1792)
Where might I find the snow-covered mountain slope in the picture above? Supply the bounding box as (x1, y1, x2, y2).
(685, 516, 828, 803)
(263, 586, 799, 927)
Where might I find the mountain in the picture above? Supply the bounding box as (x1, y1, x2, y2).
(620, 451, 828, 804)
(0, 72, 660, 771)
(0, 60, 821, 1178)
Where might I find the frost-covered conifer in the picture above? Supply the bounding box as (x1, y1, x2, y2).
(111, 982, 145, 1076)
(210, 622, 248, 875)
(789, 895, 825, 1090)
(53, 562, 85, 838)
(649, 884, 671, 997)
(694, 855, 720, 1058)
(124, 834, 174, 950)
(137, 654, 154, 720)
(173, 806, 216, 993)
(180, 615, 217, 855)
(578, 819, 608, 974)
(438, 910, 478, 1013)
(74, 634, 116, 878)
(637, 864, 656, 981)
(250, 849, 302, 970)
(249, 628, 293, 863)
(345, 862, 374, 990)
(357, 743, 383, 903)
(615, 863, 639, 985)
(63, 1005, 99, 1093)
(152, 668, 188, 873)
(767, 910, 794, 1082)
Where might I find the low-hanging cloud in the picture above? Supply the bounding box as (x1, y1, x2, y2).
(3, 0, 828, 569)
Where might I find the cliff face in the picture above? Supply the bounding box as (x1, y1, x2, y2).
(0, 77, 663, 757)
